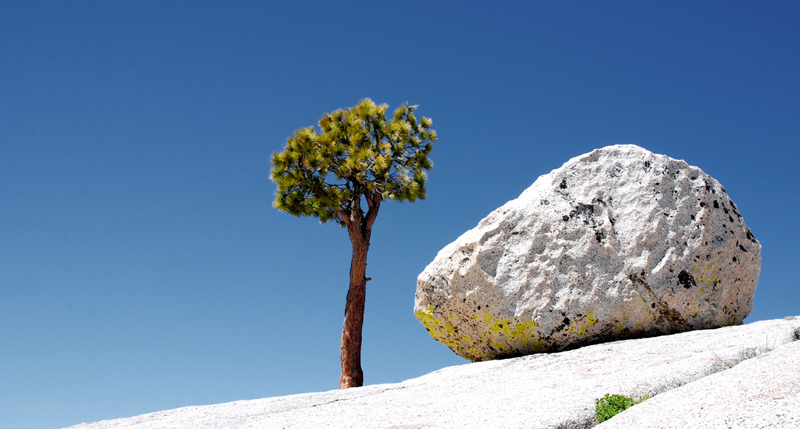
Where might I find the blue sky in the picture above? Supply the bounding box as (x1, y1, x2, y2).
(2, 2, 798, 428)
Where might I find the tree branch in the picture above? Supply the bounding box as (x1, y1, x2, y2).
(363, 191, 381, 233)
(334, 207, 349, 227)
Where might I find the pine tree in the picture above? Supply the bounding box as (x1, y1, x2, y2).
(270, 99, 436, 388)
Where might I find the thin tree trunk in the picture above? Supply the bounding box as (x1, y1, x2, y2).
(339, 230, 369, 388)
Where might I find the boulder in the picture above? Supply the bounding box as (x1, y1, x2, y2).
(415, 144, 761, 361)
(65, 317, 800, 429)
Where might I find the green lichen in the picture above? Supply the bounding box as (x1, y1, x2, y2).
(726, 312, 740, 326)
(696, 265, 722, 291)
(415, 305, 454, 345)
(481, 313, 542, 355)
(417, 305, 552, 361)
(565, 312, 600, 337)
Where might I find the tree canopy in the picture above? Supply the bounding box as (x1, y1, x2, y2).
(270, 98, 436, 227)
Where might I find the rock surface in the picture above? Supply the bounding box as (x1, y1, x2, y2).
(599, 323, 800, 429)
(415, 144, 761, 361)
(66, 317, 800, 429)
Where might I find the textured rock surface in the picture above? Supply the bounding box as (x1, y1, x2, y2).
(415, 144, 761, 361)
(65, 317, 800, 429)
(599, 321, 800, 429)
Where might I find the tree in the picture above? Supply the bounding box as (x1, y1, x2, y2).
(270, 98, 436, 388)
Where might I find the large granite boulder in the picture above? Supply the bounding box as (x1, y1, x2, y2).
(415, 144, 761, 361)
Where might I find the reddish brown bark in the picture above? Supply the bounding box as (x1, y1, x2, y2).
(339, 232, 368, 388)
(338, 193, 380, 389)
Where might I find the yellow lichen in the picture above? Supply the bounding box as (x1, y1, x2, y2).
(418, 305, 550, 360)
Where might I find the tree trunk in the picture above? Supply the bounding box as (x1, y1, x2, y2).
(339, 230, 369, 389)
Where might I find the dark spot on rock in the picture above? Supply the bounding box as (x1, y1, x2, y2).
(651, 303, 656, 308)
(729, 215, 734, 222)
(477, 306, 481, 310)
(644, 161, 652, 172)
(690, 215, 695, 220)
(498, 324, 503, 329)
(560, 179, 567, 189)
(739, 244, 747, 252)
(746, 228, 757, 243)
(575, 203, 594, 217)
(733, 256, 737, 262)
(541, 199, 550, 205)
(691, 176, 697, 180)
(713, 200, 719, 209)
(562, 215, 569, 221)
(595, 231, 605, 243)
(678, 270, 696, 289)
(553, 317, 570, 333)
(628, 270, 647, 286)
(699, 202, 706, 208)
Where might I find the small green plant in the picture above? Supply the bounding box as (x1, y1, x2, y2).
(595, 393, 649, 422)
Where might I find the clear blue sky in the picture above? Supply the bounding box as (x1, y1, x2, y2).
(1, 2, 798, 428)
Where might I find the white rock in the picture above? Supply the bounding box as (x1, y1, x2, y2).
(598, 320, 800, 429)
(415, 144, 761, 361)
(65, 317, 800, 429)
